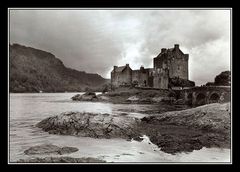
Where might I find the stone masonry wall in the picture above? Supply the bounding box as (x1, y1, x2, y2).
(132, 69, 151, 87)
(111, 67, 132, 87)
(169, 56, 188, 80)
(153, 68, 169, 89)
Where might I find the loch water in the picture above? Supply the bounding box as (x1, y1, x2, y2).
(9, 93, 230, 163)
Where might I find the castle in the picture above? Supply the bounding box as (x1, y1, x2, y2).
(111, 44, 193, 89)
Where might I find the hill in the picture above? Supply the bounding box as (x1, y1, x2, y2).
(9, 44, 109, 92)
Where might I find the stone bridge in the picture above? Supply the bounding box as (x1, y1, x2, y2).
(178, 86, 231, 106)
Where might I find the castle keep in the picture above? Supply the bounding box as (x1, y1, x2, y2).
(111, 44, 192, 89)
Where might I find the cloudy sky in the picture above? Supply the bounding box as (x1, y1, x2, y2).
(9, 9, 231, 85)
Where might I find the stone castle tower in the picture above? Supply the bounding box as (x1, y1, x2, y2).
(153, 44, 189, 80)
(111, 44, 190, 89)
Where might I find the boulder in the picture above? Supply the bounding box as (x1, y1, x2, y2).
(140, 103, 230, 154)
(24, 144, 78, 155)
(142, 103, 230, 133)
(71, 92, 98, 101)
(36, 112, 141, 140)
(71, 94, 81, 101)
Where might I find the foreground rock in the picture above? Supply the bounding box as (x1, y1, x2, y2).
(24, 144, 78, 155)
(36, 103, 230, 154)
(17, 157, 106, 163)
(141, 103, 230, 133)
(71, 92, 98, 101)
(36, 112, 141, 140)
(140, 103, 230, 154)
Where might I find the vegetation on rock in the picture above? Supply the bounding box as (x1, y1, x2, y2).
(214, 71, 231, 86)
(169, 77, 195, 88)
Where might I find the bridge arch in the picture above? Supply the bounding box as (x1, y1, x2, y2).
(209, 92, 220, 103)
(195, 92, 206, 106)
(180, 86, 230, 106)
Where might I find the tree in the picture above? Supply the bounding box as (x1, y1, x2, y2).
(169, 77, 195, 88)
(214, 71, 231, 86)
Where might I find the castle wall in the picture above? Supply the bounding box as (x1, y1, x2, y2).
(154, 57, 162, 69)
(132, 69, 153, 87)
(132, 70, 139, 84)
(169, 55, 188, 80)
(148, 75, 154, 87)
(118, 68, 132, 86)
(153, 68, 169, 89)
(111, 72, 119, 87)
(139, 72, 148, 87)
(111, 67, 132, 87)
(154, 45, 189, 81)
(132, 70, 147, 87)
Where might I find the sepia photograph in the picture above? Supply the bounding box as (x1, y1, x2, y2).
(8, 8, 231, 164)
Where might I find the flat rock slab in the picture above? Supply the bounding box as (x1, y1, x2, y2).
(140, 103, 230, 154)
(36, 112, 141, 140)
(24, 144, 79, 155)
(17, 157, 106, 163)
(141, 102, 230, 133)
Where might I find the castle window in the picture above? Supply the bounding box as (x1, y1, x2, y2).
(178, 65, 180, 70)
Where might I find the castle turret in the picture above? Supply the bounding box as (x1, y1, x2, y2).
(161, 48, 167, 53)
(174, 44, 179, 50)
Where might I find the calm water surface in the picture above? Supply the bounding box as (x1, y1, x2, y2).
(9, 93, 230, 163)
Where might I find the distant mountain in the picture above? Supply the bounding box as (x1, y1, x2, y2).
(9, 44, 109, 93)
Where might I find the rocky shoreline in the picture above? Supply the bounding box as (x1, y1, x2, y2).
(35, 103, 230, 156)
(140, 103, 230, 154)
(17, 157, 106, 163)
(71, 89, 177, 104)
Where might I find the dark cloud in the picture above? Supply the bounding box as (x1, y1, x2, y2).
(10, 9, 230, 85)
